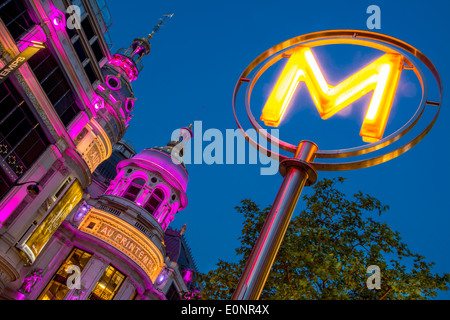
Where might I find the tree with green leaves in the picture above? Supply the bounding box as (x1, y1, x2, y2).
(199, 177, 449, 300)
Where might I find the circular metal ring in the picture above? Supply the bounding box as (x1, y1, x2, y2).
(232, 30, 442, 171)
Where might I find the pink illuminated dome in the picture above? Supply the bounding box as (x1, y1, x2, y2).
(130, 146, 189, 193)
(104, 125, 193, 230)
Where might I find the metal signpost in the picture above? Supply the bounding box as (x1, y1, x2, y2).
(231, 30, 442, 300)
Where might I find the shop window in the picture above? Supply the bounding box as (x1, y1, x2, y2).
(0, 0, 35, 41)
(27, 47, 81, 126)
(122, 178, 145, 202)
(72, 38, 87, 63)
(38, 248, 92, 300)
(65, 3, 103, 85)
(0, 79, 50, 199)
(83, 61, 97, 84)
(143, 188, 164, 216)
(88, 265, 125, 300)
(81, 16, 95, 41)
(91, 38, 105, 63)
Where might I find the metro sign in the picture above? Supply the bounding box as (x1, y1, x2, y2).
(260, 46, 404, 143)
(232, 30, 442, 300)
(233, 30, 442, 171)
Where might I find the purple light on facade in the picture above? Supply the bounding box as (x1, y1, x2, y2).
(183, 269, 193, 283)
(125, 98, 135, 113)
(97, 84, 106, 91)
(108, 56, 138, 81)
(74, 205, 89, 221)
(75, 211, 84, 220)
(109, 94, 117, 103)
(17, 25, 47, 51)
(119, 108, 126, 120)
(131, 149, 189, 192)
(19, 269, 43, 294)
(157, 273, 167, 284)
(132, 45, 145, 57)
(106, 75, 121, 90)
(49, 8, 66, 30)
(16, 292, 27, 300)
(0, 196, 21, 227)
(91, 96, 104, 113)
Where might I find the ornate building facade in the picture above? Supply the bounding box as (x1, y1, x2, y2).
(0, 0, 197, 300)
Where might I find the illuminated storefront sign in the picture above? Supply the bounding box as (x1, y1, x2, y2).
(79, 209, 164, 282)
(0, 43, 46, 85)
(261, 46, 403, 142)
(18, 180, 83, 263)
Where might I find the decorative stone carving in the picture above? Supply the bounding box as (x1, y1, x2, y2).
(18, 269, 43, 295)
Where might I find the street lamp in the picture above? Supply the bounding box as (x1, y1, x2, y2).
(15, 181, 40, 195)
(231, 30, 442, 300)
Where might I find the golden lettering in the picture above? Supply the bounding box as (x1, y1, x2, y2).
(99, 226, 108, 235)
(79, 211, 163, 282)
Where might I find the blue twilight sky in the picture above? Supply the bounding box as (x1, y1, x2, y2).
(105, 0, 449, 298)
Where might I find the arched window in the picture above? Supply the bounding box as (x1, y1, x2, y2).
(122, 178, 145, 202)
(144, 188, 165, 216)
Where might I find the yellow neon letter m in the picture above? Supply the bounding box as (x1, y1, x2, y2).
(260, 46, 404, 142)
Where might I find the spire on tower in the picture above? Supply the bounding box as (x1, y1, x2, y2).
(107, 14, 174, 82)
(147, 13, 174, 40)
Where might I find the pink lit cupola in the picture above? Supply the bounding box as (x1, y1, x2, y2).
(104, 124, 193, 230)
(93, 15, 174, 145)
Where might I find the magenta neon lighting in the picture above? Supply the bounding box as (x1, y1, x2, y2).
(125, 98, 135, 112)
(183, 269, 193, 283)
(105, 75, 121, 90)
(16, 25, 47, 51)
(49, 8, 66, 30)
(108, 55, 139, 81)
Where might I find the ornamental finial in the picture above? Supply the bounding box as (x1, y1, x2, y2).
(147, 13, 174, 40)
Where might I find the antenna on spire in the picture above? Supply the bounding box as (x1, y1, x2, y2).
(193, 105, 206, 122)
(147, 13, 174, 40)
